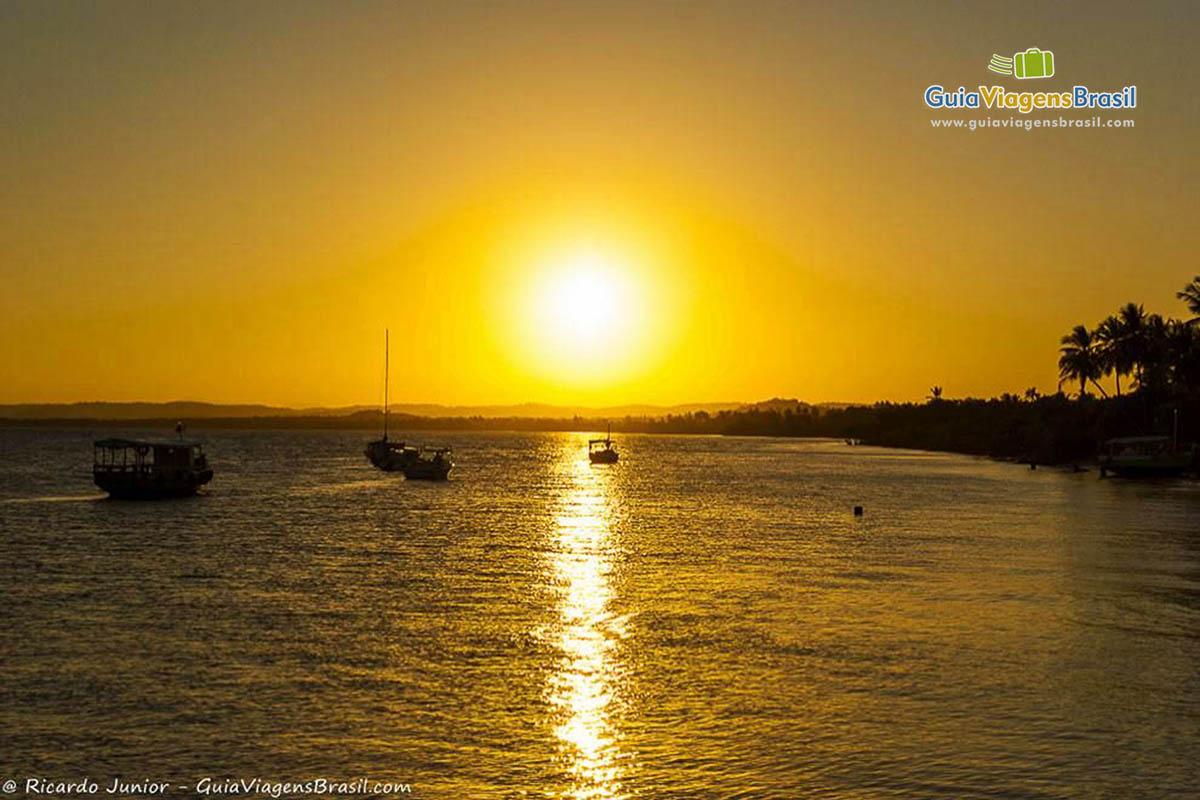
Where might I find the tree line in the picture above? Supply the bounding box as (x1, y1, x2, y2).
(632, 275, 1200, 462)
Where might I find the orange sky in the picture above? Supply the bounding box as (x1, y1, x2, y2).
(2, 1, 1197, 407)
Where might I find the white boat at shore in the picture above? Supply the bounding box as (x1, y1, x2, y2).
(1099, 435, 1196, 478)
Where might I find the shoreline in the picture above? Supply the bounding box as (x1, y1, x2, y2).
(4, 391, 1196, 474)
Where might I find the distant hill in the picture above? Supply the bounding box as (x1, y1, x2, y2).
(385, 401, 747, 419)
(734, 398, 858, 413)
(739, 397, 811, 412)
(0, 399, 756, 421)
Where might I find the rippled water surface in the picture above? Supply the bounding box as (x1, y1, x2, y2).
(2, 429, 1199, 798)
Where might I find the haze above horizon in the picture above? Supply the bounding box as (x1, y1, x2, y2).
(3, 2, 1197, 407)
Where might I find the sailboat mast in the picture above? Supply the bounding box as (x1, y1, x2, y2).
(384, 329, 389, 442)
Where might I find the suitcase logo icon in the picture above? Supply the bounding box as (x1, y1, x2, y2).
(988, 48, 1055, 79)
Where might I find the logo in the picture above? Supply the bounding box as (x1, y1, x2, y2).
(989, 48, 1055, 79)
(924, 47, 1136, 115)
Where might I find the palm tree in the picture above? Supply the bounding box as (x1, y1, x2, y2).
(1117, 302, 1151, 388)
(1178, 276, 1200, 324)
(1094, 315, 1128, 397)
(1138, 313, 1171, 394)
(928, 385, 943, 402)
(1058, 324, 1107, 399)
(1167, 318, 1200, 388)
(1024, 387, 1041, 402)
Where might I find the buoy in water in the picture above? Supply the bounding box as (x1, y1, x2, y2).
(853, 505, 864, 516)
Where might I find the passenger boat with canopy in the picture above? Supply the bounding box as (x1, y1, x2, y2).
(1099, 435, 1196, 478)
(93, 435, 213, 499)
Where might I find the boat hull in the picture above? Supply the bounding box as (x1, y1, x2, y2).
(403, 462, 452, 480)
(1100, 458, 1192, 478)
(403, 451, 453, 480)
(589, 450, 618, 464)
(94, 468, 213, 499)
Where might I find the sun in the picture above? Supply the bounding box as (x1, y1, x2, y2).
(538, 252, 631, 349)
(485, 218, 685, 399)
(498, 244, 657, 391)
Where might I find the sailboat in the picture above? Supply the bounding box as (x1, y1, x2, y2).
(364, 329, 417, 471)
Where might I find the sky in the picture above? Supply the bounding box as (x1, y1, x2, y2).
(2, 0, 1198, 407)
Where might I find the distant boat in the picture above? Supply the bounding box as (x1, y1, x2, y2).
(1099, 436, 1196, 478)
(93, 437, 213, 499)
(589, 426, 619, 464)
(365, 329, 418, 471)
(403, 447, 453, 481)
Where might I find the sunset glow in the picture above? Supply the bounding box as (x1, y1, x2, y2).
(5, 4, 1200, 798)
(0, 3, 1188, 409)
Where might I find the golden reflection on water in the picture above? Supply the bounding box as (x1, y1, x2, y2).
(548, 443, 627, 799)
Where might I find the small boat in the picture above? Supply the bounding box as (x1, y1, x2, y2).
(588, 427, 619, 464)
(1099, 435, 1196, 478)
(365, 329, 418, 471)
(403, 447, 453, 481)
(93, 437, 214, 499)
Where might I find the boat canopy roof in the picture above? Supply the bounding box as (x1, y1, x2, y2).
(589, 438, 614, 446)
(94, 438, 202, 449)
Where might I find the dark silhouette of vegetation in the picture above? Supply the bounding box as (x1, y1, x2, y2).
(1058, 325, 1107, 399)
(1178, 276, 1200, 323)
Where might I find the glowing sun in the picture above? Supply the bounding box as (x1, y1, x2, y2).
(538, 252, 633, 349)
(501, 246, 655, 388)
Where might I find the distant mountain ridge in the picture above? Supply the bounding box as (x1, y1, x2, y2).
(0, 398, 863, 421)
(0, 399, 780, 420)
(383, 401, 749, 419)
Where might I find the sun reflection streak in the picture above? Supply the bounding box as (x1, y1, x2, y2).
(548, 444, 627, 799)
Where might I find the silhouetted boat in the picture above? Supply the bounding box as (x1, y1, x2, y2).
(365, 438, 417, 471)
(589, 427, 619, 464)
(1099, 436, 1195, 478)
(93, 437, 213, 499)
(365, 329, 418, 471)
(403, 447, 453, 480)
